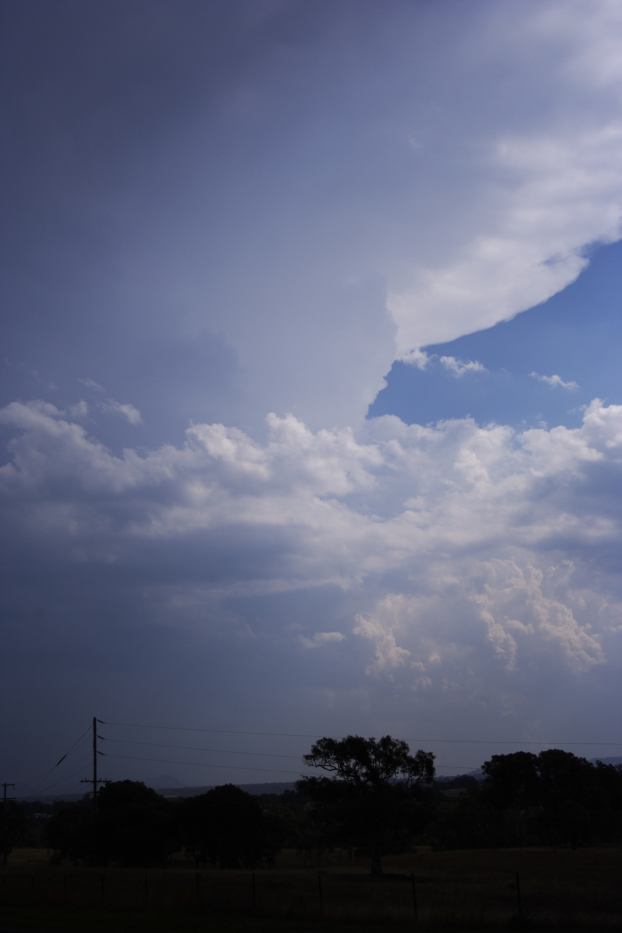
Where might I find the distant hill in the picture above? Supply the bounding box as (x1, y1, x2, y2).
(22, 757, 622, 802)
(157, 781, 297, 798)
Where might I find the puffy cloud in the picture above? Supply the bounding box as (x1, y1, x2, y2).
(399, 350, 486, 378)
(299, 631, 345, 650)
(439, 356, 487, 377)
(530, 372, 579, 390)
(2, 398, 622, 681)
(3, 394, 622, 778)
(398, 348, 431, 370)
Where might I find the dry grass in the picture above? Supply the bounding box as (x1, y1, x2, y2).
(1, 846, 622, 931)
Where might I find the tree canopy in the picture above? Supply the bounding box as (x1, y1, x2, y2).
(303, 735, 435, 788)
(299, 735, 435, 874)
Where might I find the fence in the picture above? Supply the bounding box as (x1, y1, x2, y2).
(2, 863, 621, 928)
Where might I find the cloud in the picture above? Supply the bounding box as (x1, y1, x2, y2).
(101, 399, 143, 425)
(530, 372, 580, 391)
(354, 599, 413, 675)
(387, 5, 622, 357)
(7, 2, 620, 438)
(3, 393, 622, 780)
(439, 356, 487, 377)
(5, 3, 622, 780)
(77, 377, 105, 394)
(399, 348, 431, 370)
(2, 397, 621, 685)
(68, 400, 89, 419)
(399, 350, 486, 377)
(299, 631, 345, 650)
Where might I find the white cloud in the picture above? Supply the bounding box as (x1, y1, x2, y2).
(387, 4, 622, 357)
(2, 397, 622, 692)
(398, 350, 486, 377)
(77, 377, 105, 394)
(439, 355, 487, 377)
(299, 631, 345, 650)
(390, 121, 622, 353)
(399, 348, 431, 370)
(68, 400, 89, 419)
(101, 399, 143, 426)
(530, 371, 579, 390)
(354, 606, 412, 675)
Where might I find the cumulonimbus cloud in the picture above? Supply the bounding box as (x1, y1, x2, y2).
(1, 397, 621, 686)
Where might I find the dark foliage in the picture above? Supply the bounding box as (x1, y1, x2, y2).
(430, 750, 622, 849)
(298, 735, 435, 874)
(46, 799, 95, 864)
(179, 783, 280, 868)
(29, 744, 622, 868)
(0, 801, 26, 864)
(96, 780, 178, 865)
(47, 781, 177, 866)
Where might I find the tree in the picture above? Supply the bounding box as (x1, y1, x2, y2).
(0, 801, 25, 865)
(47, 782, 178, 866)
(179, 784, 280, 869)
(298, 735, 435, 874)
(96, 780, 177, 865)
(481, 749, 622, 847)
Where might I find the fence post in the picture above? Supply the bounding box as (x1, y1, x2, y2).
(100, 871, 105, 905)
(195, 871, 200, 907)
(411, 873, 418, 923)
(515, 871, 523, 926)
(144, 870, 149, 907)
(318, 871, 324, 918)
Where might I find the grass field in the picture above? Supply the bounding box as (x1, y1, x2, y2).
(2, 846, 622, 931)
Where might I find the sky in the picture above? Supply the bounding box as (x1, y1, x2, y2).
(3, 0, 622, 795)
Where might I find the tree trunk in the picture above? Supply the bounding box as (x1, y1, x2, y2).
(370, 841, 383, 876)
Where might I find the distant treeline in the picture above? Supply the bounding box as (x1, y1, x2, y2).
(3, 746, 622, 870)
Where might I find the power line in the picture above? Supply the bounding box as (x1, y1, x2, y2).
(102, 737, 303, 761)
(407, 738, 622, 748)
(27, 746, 93, 800)
(23, 724, 93, 798)
(102, 720, 319, 739)
(101, 719, 622, 749)
(103, 753, 307, 777)
(53, 724, 92, 767)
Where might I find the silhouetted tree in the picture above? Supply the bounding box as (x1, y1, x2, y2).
(0, 801, 25, 865)
(46, 799, 94, 864)
(96, 780, 177, 865)
(481, 749, 622, 847)
(482, 752, 540, 810)
(180, 784, 279, 869)
(47, 782, 177, 865)
(299, 735, 435, 874)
